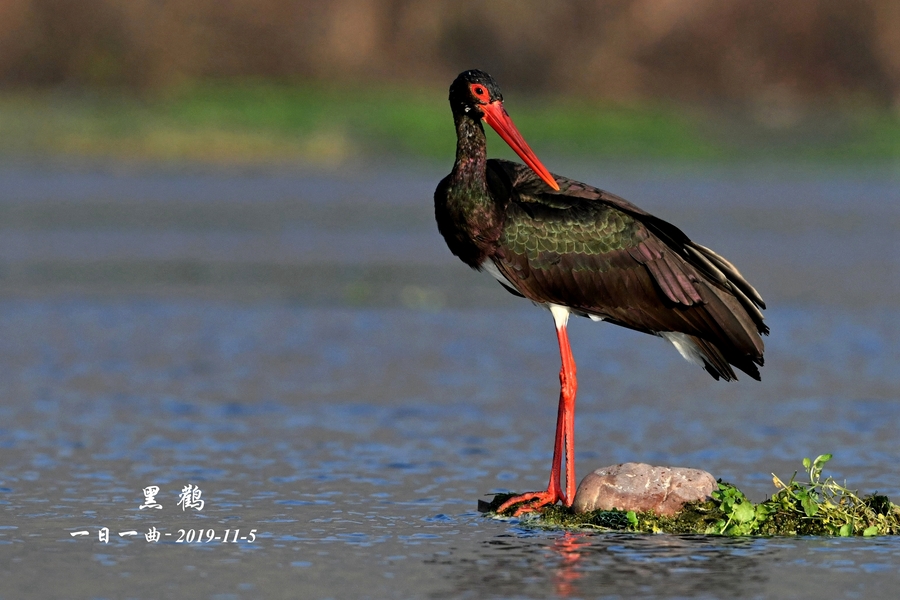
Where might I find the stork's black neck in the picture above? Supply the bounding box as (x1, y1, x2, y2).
(450, 112, 489, 195)
(434, 113, 505, 268)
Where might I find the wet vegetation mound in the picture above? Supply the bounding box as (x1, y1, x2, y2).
(483, 455, 900, 536)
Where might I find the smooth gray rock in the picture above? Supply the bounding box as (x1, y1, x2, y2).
(572, 462, 716, 516)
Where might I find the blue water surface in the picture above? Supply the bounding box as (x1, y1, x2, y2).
(0, 164, 899, 599)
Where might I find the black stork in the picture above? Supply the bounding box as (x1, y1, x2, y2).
(434, 70, 768, 516)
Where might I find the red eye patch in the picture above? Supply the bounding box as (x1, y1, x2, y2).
(469, 83, 489, 102)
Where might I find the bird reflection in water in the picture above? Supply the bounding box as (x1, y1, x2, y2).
(550, 532, 590, 597)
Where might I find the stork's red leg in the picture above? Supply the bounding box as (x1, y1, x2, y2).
(497, 307, 577, 516)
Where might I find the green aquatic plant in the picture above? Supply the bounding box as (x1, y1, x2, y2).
(759, 454, 898, 536)
(484, 455, 900, 536)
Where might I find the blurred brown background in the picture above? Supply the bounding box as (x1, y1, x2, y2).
(2, 0, 900, 108)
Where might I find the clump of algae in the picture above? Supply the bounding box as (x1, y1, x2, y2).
(483, 455, 900, 536)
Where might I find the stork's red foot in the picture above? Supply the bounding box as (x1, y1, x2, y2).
(497, 488, 566, 516)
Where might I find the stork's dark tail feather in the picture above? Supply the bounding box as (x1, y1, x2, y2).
(688, 242, 768, 336)
(679, 242, 767, 381)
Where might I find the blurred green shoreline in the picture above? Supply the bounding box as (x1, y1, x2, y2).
(3, 81, 900, 167)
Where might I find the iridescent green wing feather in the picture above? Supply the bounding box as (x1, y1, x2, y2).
(487, 159, 766, 380)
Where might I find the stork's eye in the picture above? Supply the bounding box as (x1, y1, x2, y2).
(469, 83, 489, 102)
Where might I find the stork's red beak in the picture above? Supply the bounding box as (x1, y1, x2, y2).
(480, 101, 560, 191)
